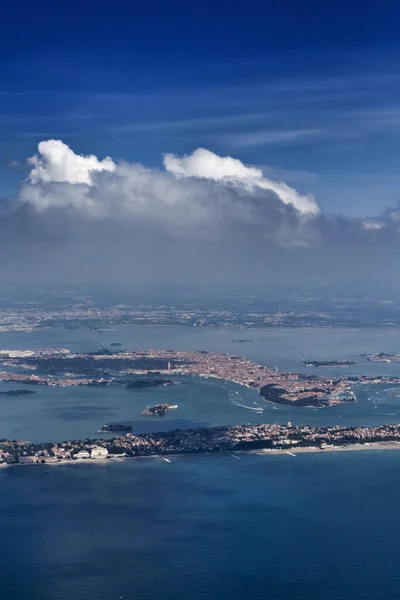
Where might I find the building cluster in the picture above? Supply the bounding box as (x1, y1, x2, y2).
(3, 292, 396, 333)
(2, 422, 400, 467)
(366, 353, 400, 363)
(0, 347, 398, 406)
(0, 370, 104, 388)
(0, 440, 109, 465)
(0, 304, 341, 333)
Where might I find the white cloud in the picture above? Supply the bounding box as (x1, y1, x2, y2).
(362, 220, 385, 230)
(19, 139, 321, 247)
(7, 138, 400, 286)
(164, 147, 261, 181)
(227, 128, 322, 149)
(27, 139, 116, 185)
(163, 148, 320, 215)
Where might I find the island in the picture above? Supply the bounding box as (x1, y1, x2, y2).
(365, 353, 400, 363)
(0, 389, 36, 396)
(4, 422, 400, 466)
(259, 383, 352, 407)
(0, 347, 398, 408)
(98, 423, 132, 433)
(301, 360, 357, 367)
(141, 403, 178, 416)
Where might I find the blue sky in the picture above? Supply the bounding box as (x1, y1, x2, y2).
(3, 0, 400, 217)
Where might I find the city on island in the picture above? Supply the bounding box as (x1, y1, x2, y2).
(0, 347, 397, 406)
(2, 346, 400, 467)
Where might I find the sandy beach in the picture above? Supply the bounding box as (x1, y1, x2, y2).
(3, 440, 400, 470)
(254, 441, 400, 456)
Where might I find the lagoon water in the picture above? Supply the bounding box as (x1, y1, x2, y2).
(2, 325, 400, 599)
(1, 325, 400, 441)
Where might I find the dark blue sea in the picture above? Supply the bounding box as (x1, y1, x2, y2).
(1, 451, 400, 600)
(2, 325, 400, 599)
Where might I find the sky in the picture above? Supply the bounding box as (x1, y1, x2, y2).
(2, 0, 400, 287)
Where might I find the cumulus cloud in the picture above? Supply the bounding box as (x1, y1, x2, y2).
(4, 138, 400, 287)
(22, 140, 319, 221)
(18, 140, 321, 248)
(163, 148, 320, 215)
(27, 139, 116, 185)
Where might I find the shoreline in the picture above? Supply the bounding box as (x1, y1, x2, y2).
(3, 440, 400, 470)
(252, 440, 400, 456)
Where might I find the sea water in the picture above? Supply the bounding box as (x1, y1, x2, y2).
(1, 451, 400, 600)
(2, 325, 400, 599)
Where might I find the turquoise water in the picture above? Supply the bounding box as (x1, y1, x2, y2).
(2, 375, 400, 443)
(1, 326, 400, 442)
(2, 326, 400, 599)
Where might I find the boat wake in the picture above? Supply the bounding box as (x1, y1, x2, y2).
(197, 376, 265, 413)
(228, 392, 264, 413)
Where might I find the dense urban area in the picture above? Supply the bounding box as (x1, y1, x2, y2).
(2, 288, 400, 467)
(0, 347, 397, 407)
(2, 423, 400, 467)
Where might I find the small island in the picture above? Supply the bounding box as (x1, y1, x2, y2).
(301, 360, 357, 368)
(126, 378, 174, 390)
(99, 423, 132, 433)
(365, 353, 400, 363)
(141, 403, 178, 417)
(0, 389, 36, 396)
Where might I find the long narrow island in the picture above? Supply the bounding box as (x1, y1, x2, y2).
(3, 422, 400, 466)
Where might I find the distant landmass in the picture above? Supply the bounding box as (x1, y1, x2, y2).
(0, 389, 36, 397)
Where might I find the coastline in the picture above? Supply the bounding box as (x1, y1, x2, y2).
(3, 440, 400, 470)
(253, 440, 400, 455)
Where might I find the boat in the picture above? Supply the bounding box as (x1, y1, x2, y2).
(164, 458, 171, 463)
